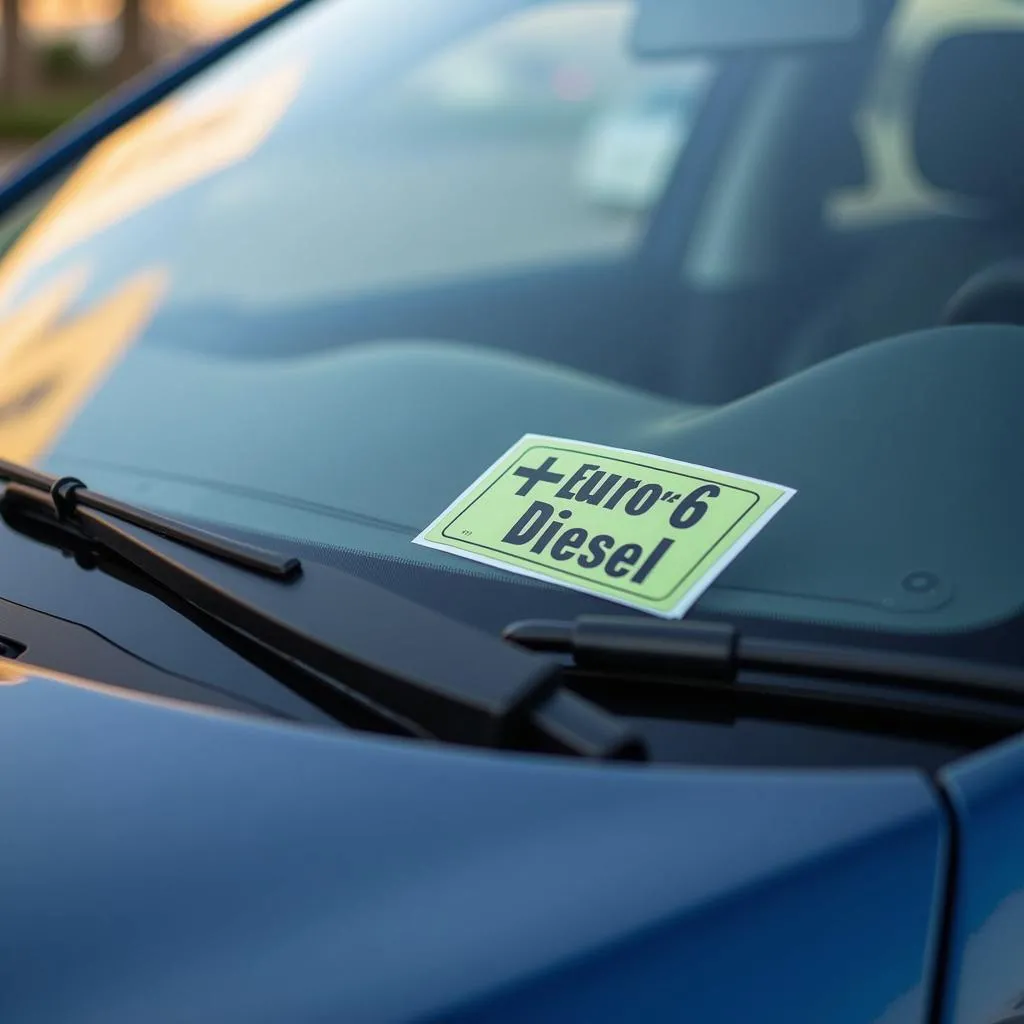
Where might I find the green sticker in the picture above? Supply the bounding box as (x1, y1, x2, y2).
(414, 434, 795, 618)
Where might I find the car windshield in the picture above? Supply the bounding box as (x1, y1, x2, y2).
(0, 0, 1021, 653)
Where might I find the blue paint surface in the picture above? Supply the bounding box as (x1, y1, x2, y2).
(0, 672, 945, 1023)
(939, 735, 1024, 1024)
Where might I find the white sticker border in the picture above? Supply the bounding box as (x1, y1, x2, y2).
(413, 433, 796, 619)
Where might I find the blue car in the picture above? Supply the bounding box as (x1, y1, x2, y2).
(1, 0, 1023, 1021)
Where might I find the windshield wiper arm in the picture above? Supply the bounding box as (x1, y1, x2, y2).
(504, 615, 1024, 708)
(0, 463, 645, 760)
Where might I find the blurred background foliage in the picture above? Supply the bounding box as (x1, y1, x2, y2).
(0, 0, 280, 141)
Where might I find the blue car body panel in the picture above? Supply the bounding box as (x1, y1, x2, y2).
(939, 739, 1024, 1024)
(0, 669, 945, 1023)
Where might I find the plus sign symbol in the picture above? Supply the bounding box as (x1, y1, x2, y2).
(513, 455, 565, 496)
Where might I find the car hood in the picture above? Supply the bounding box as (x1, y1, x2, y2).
(0, 661, 945, 1024)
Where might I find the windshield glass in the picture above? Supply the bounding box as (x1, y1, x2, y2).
(0, 0, 1022, 649)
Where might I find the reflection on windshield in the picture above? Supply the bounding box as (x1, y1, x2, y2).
(2, 0, 713, 311)
(0, 264, 166, 461)
(0, 0, 1017, 648)
(396, 2, 630, 112)
(0, 63, 304, 308)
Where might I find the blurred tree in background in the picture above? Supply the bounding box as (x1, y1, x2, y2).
(42, 37, 88, 82)
(2, 0, 28, 97)
(0, 0, 235, 138)
(115, 0, 147, 80)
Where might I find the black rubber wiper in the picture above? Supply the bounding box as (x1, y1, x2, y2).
(0, 460, 645, 760)
(0, 458, 301, 578)
(505, 615, 1024, 724)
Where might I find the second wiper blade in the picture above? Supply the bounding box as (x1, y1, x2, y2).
(505, 615, 1024, 707)
(0, 465, 645, 760)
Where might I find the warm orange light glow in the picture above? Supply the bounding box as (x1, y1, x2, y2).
(0, 661, 26, 686)
(0, 264, 167, 462)
(0, 50, 303, 463)
(23, 0, 121, 30)
(17, 0, 285, 37)
(175, 0, 286, 37)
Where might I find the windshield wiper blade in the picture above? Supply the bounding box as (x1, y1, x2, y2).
(0, 457, 298, 578)
(0, 463, 645, 760)
(504, 615, 1024, 708)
